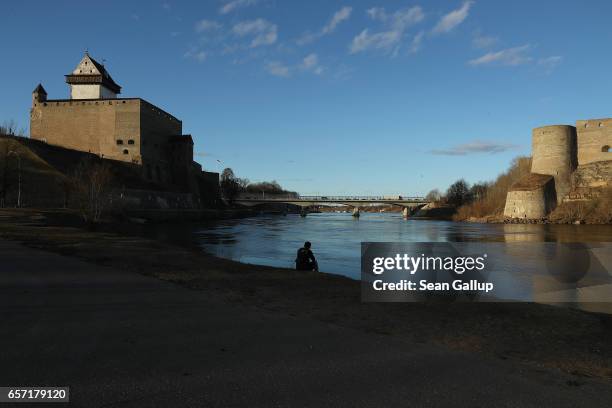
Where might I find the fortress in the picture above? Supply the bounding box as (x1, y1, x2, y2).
(504, 119, 612, 219)
(30, 52, 198, 189)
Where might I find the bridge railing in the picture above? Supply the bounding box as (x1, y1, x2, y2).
(236, 195, 427, 201)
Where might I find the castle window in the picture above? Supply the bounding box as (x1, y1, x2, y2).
(116, 140, 123, 145)
(123, 149, 129, 155)
(584, 123, 589, 128)
(128, 139, 135, 145)
(599, 122, 604, 127)
(603, 145, 610, 153)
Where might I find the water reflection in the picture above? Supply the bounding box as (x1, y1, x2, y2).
(183, 213, 612, 312)
(191, 213, 611, 276)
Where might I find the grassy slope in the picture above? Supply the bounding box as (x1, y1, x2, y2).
(0, 137, 68, 207)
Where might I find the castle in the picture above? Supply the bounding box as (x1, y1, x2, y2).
(504, 119, 611, 219)
(30, 52, 196, 188)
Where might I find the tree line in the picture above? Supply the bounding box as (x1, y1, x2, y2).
(426, 156, 532, 220)
(219, 167, 298, 202)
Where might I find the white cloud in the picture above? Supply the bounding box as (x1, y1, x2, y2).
(430, 140, 518, 156)
(301, 53, 318, 69)
(184, 49, 207, 62)
(538, 56, 563, 73)
(409, 31, 425, 54)
(298, 7, 353, 45)
(468, 44, 532, 66)
(195, 19, 222, 32)
(264, 54, 325, 78)
(265, 61, 290, 77)
(350, 29, 401, 54)
(366, 7, 387, 21)
(322, 6, 352, 34)
(432, 1, 473, 34)
(300, 53, 324, 74)
(472, 32, 497, 49)
(233, 19, 277, 47)
(350, 6, 424, 55)
(219, 0, 257, 15)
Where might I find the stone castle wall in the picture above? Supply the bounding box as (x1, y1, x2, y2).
(576, 118, 612, 165)
(505, 118, 611, 220)
(31, 98, 143, 163)
(531, 125, 576, 202)
(30, 98, 184, 184)
(503, 174, 556, 219)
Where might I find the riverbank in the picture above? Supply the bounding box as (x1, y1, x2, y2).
(1, 208, 611, 381)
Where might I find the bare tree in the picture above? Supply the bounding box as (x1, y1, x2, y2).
(1, 119, 27, 207)
(425, 189, 442, 202)
(470, 182, 490, 201)
(70, 159, 114, 223)
(220, 167, 242, 203)
(0, 139, 17, 208)
(0, 120, 26, 138)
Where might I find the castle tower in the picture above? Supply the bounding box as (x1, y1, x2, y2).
(32, 83, 47, 105)
(65, 52, 121, 99)
(531, 125, 577, 202)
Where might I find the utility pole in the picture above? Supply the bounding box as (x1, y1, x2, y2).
(7, 151, 21, 208)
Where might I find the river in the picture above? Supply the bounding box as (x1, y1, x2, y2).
(193, 213, 611, 278)
(190, 212, 612, 313)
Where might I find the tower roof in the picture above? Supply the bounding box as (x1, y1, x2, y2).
(32, 83, 47, 95)
(65, 52, 121, 94)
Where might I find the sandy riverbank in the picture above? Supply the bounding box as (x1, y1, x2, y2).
(1, 208, 611, 380)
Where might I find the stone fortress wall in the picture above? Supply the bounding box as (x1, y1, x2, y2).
(576, 118, 612, 165)
(530, 125, 577, 202)
(27, 53, 219, 206)
(30, 97, 188, 186)
(504, 118, 612, 219)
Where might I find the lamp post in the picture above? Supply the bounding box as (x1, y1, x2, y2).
(7, 150, 21, 208)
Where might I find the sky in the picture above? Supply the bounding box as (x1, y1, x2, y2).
(2, 0, 612, 196)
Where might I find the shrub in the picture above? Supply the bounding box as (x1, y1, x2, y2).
(453, 156, 532, 221)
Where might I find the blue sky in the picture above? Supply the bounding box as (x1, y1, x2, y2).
(2, 0, 612, 195)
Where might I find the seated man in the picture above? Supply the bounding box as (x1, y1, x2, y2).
(295, 241, 318, 271)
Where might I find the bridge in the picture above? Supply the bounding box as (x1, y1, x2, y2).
(234, 195, 430, 217)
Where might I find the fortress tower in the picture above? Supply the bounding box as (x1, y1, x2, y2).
(530, 125, 577, 202)
(504, 118, 611, 219)
(576, 119, 612, 165)
(32, 84, 47, 104)
(30, 52, 194, 188)
(65, 52, 121, 99)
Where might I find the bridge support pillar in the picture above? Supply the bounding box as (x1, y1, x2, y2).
(352, 207, 360, 218)
(402, 207, 410, 219)
(300, 208, 308, 217)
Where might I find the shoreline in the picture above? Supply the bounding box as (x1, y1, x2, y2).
(1, 208, 611, 380)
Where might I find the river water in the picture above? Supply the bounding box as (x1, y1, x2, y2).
(191, 213, 612, 312)
(194, 213, 612, 278)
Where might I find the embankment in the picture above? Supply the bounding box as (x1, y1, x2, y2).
(1, 208, 611, 380)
